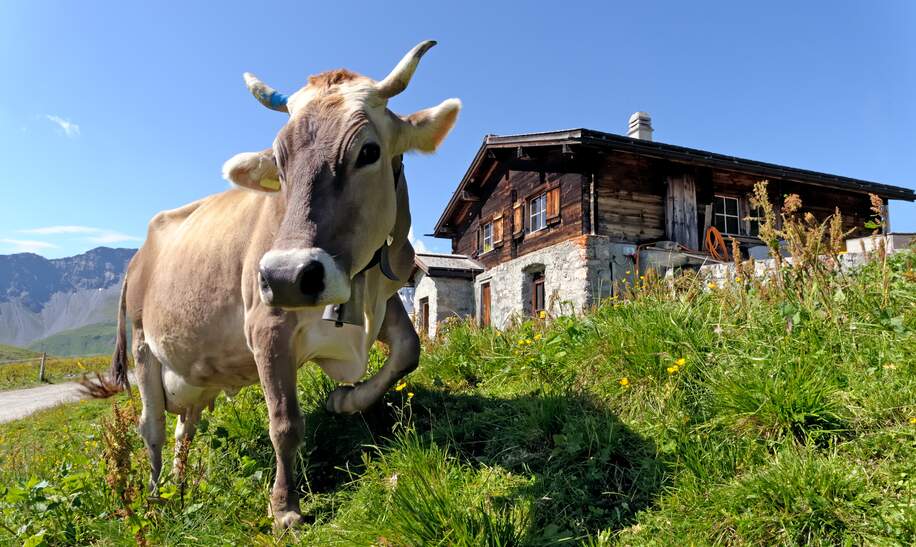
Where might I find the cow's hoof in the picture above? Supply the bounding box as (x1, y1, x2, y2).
(269, 502, 304, 530)
(326, 385, 356, 414)
(273, 509, 304, 530)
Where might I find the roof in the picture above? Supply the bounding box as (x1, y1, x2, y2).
(414, 252, 484, 278)
(433, 128, 915, 237)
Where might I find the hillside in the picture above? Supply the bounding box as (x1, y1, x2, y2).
(27, 321, 119, 356)
(0, 247, 134, 346)
(0, 248, 913, 544)
(0, 343, 39, 361)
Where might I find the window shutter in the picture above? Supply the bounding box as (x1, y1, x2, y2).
(546, 186, 561, 222)
(492, 213, 504, 244)
(476, 226, 482, 255)
(512, 202, 524, 237)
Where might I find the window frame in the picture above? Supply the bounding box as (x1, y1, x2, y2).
(529, 193, 547, 233)
(713, 195, 742, 235)
(481, 221, 494, 253)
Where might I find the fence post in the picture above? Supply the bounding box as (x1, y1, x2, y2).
(38, 352, 47, 382)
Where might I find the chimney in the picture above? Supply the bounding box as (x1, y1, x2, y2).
(627, 111, 653, 141)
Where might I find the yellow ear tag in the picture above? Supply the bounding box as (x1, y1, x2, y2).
(259, 178, 281, 191)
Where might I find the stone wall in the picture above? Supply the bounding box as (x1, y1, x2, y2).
(412, 272, 476, 337)
(474, 237, 592, 328)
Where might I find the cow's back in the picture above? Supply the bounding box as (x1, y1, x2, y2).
(127, 189, 281, 388)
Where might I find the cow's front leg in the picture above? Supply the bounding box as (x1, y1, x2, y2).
(327, 295, 420, 414)
(247, 311, 304, 529)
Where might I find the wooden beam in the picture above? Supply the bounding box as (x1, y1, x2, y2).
(460, 190, 480, 202)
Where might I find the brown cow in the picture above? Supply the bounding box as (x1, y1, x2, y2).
(105, 41, 459, 528)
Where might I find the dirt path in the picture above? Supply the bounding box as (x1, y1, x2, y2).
(0, 373, 136, 423)
(0, 382, 87, 423)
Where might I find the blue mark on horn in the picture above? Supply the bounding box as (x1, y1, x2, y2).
(268, 91, 288, 108)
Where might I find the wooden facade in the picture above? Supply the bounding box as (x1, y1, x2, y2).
(435, 129, 913, 268)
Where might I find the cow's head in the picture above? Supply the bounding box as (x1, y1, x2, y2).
(223, 41, 460, 309)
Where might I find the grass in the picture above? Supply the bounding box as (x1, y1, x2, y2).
(0, 199, 913, 544)
(0, 355, 110, 390)
(27, 321, 120, 357)
(0, 343, 39, 361)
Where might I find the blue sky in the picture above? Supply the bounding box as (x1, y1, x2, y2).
(1, 1, 913, 259)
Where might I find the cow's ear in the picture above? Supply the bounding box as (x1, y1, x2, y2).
(394, 98, 461, 154)
(222, 149, 281, 192)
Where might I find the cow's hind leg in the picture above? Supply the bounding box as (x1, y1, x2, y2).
(326, 295, 420, 414)
(134, 330, 166, 493)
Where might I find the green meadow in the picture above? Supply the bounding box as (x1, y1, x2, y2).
(1, 247, 914, 545)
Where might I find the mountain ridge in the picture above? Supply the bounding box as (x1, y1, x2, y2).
(0, 247, 136, 346)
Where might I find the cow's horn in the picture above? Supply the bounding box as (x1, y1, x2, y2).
(243, 72, 289, 113)
(375, 40, 437, 100)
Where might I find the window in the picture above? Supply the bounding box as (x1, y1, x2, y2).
(481, 222, 494, 253)
(531, 272, 545, 315)
(713, 195, 741, 235)
(747, 205, 763, 237)
(529, 193, 547, 232)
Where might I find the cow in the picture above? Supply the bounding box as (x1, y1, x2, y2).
(101, 41, 460, 528)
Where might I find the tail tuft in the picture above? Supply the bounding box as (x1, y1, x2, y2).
(84, 277, 130, 398)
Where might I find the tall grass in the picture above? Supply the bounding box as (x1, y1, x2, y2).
(0, 189, 914, 544)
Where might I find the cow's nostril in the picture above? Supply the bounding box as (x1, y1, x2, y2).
(298, 260, 325, 296)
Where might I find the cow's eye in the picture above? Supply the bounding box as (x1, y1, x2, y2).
(355, 142, 380, 168)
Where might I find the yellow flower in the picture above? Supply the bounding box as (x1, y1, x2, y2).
(394, 381, 407, 392)
(910, 417, 916, 425)
(675, 357, 686, 367)
(707, 282, 717, 289)
(407, 392, 415, 399)
(666, 366, 679, 375)
(625, 270, 631, 275)
(518, 339, 525, 346)
(533, 333, 542, 341)
(538, 310, 547, 319)
(619, 377, 629, 387)
(525, 339, 533, 345)
(735, 277, 743, 283)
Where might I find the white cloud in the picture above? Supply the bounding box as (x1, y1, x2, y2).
(21, 225, 98, 235)
(86, 231, 141, 244)
(0, 239, 58, 253)
(45, 115, 80, 137)
(19, 225, 141, 245)
(408, 226, 430, 254)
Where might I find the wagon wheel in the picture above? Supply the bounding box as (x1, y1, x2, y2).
(705, 226, 730, 261)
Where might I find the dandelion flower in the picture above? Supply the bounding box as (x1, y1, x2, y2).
(534, 333, 542, 341)
(518, 339, 525, 346)
(675, 357, 686, 367)
(395, 381, 407, 392)
(619, 377, 630, 387)
(538, 310, 547, 319)
(735, 277, 743, 283)
(525, 339, 533, 345)
(666, 366, 679, 375)
(407, 392, 415, 399)
(625, 270, 631, 275)
(910, 417, 916, 425)
(707, 282, 717, 289)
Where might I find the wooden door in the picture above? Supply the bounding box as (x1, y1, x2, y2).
(420, 297, 429, 337)
(480, 283, 491, 327)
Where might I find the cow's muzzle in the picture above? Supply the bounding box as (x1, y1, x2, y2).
(258, 248, 350, 308)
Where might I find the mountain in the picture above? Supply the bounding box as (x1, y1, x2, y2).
(0, 343, 39, 361)
(28, 321, 120, 357)
(0, 247, 135, 347)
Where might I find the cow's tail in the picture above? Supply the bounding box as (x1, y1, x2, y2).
(81, 278, 130, 398)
